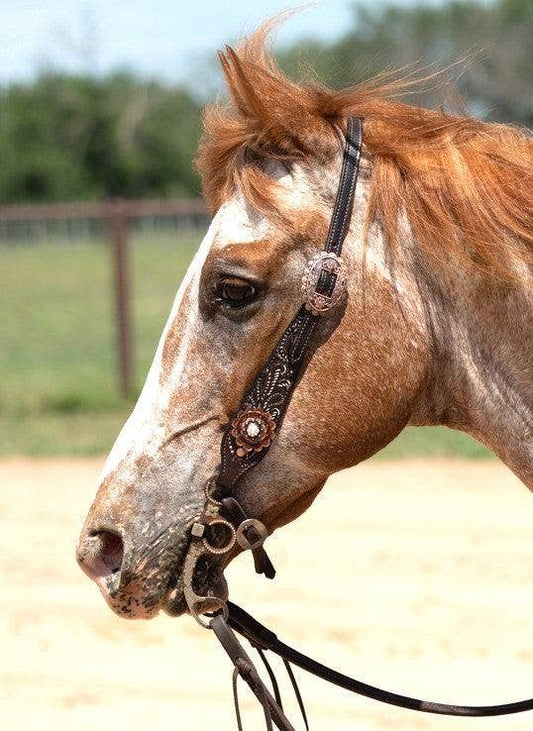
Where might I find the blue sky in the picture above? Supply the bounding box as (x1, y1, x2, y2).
(0, 0, 447, 84)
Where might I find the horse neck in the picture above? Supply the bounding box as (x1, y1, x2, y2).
(410, 255, 533, 488)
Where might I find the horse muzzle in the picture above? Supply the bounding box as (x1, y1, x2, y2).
(77, 516, 197, 619)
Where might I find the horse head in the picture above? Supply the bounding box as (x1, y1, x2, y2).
(77, 25, 532, 619)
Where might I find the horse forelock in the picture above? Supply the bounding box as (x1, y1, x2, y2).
(197, 16, 532, 285)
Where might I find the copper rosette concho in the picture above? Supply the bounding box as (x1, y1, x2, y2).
(302, 251, 347, 315)
(230, 408, 277, 458)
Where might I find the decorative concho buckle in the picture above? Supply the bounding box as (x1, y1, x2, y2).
(230, 408, 276, 458)
(236, 518, 268, 551)
(302, 252, 347, 315)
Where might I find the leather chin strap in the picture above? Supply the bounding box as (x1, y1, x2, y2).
(180, 117, 533, 728)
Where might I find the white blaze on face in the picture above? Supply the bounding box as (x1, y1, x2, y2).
(98, 193, 274, 484)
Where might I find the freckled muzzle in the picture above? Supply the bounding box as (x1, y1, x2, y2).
(77, 511, 221, 619)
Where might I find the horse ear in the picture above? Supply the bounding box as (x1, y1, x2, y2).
(218, 36, 318, 155)
(219, 45, 268, 124)
(198, 19, 337, 209)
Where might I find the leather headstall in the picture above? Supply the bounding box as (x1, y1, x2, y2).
(182, 116, 363, 624)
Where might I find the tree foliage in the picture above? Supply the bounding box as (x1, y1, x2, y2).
(0, 73, 202, 203)
(0, 0, 530, 204)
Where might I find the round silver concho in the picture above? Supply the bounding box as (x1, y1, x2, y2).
(302, 252, 347, 315)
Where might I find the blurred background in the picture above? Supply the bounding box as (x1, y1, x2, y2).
(1, 3, 532, 731)
(1, 0, 531, 458)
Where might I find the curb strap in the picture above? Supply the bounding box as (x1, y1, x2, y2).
(227, 601, 533, 718)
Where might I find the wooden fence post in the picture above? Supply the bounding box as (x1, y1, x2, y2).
(109, 198, 133, 398)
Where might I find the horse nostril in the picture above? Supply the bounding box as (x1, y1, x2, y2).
(77, 529, 124, 585)
(96, 531, 124, 574)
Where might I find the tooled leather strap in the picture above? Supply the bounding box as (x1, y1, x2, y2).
(183, 119, 362, 618)
(216, 117, 363, 494)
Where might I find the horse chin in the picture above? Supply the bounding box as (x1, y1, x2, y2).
(162, 572, 188, 616)
(163, 558, 229, 618)
(94, 576, 167, 620)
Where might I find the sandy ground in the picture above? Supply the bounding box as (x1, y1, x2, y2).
(0, 457, 532, 731)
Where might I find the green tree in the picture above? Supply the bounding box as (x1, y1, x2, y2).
(0, 0, 529, 205)
(0, 73, 202, 203)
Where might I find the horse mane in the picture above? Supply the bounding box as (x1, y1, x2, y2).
(197, 21, 532, 282)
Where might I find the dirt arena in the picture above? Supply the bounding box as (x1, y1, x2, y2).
(1, 458, 531, 731)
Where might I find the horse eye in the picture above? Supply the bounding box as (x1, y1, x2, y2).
(216, 278, 257, 308)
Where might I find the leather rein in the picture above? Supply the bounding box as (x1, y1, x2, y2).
(181, 117, 533, 729)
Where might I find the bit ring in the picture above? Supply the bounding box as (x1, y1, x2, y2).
(202, 518, 237, 555)
(188, 597, 229, 629)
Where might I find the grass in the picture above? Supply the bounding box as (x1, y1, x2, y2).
(1, 232, 198, 455)
(0, 232, 491, 459)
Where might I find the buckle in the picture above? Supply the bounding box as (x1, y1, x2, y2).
(302, 252, 347, 315)
(236, 518, 268, 551)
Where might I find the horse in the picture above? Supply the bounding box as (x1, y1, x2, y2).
(77, 23, 532, 625)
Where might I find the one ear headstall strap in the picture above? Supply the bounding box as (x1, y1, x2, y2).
(183, 117, 362, 620)
(217, 116, 363, 493)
